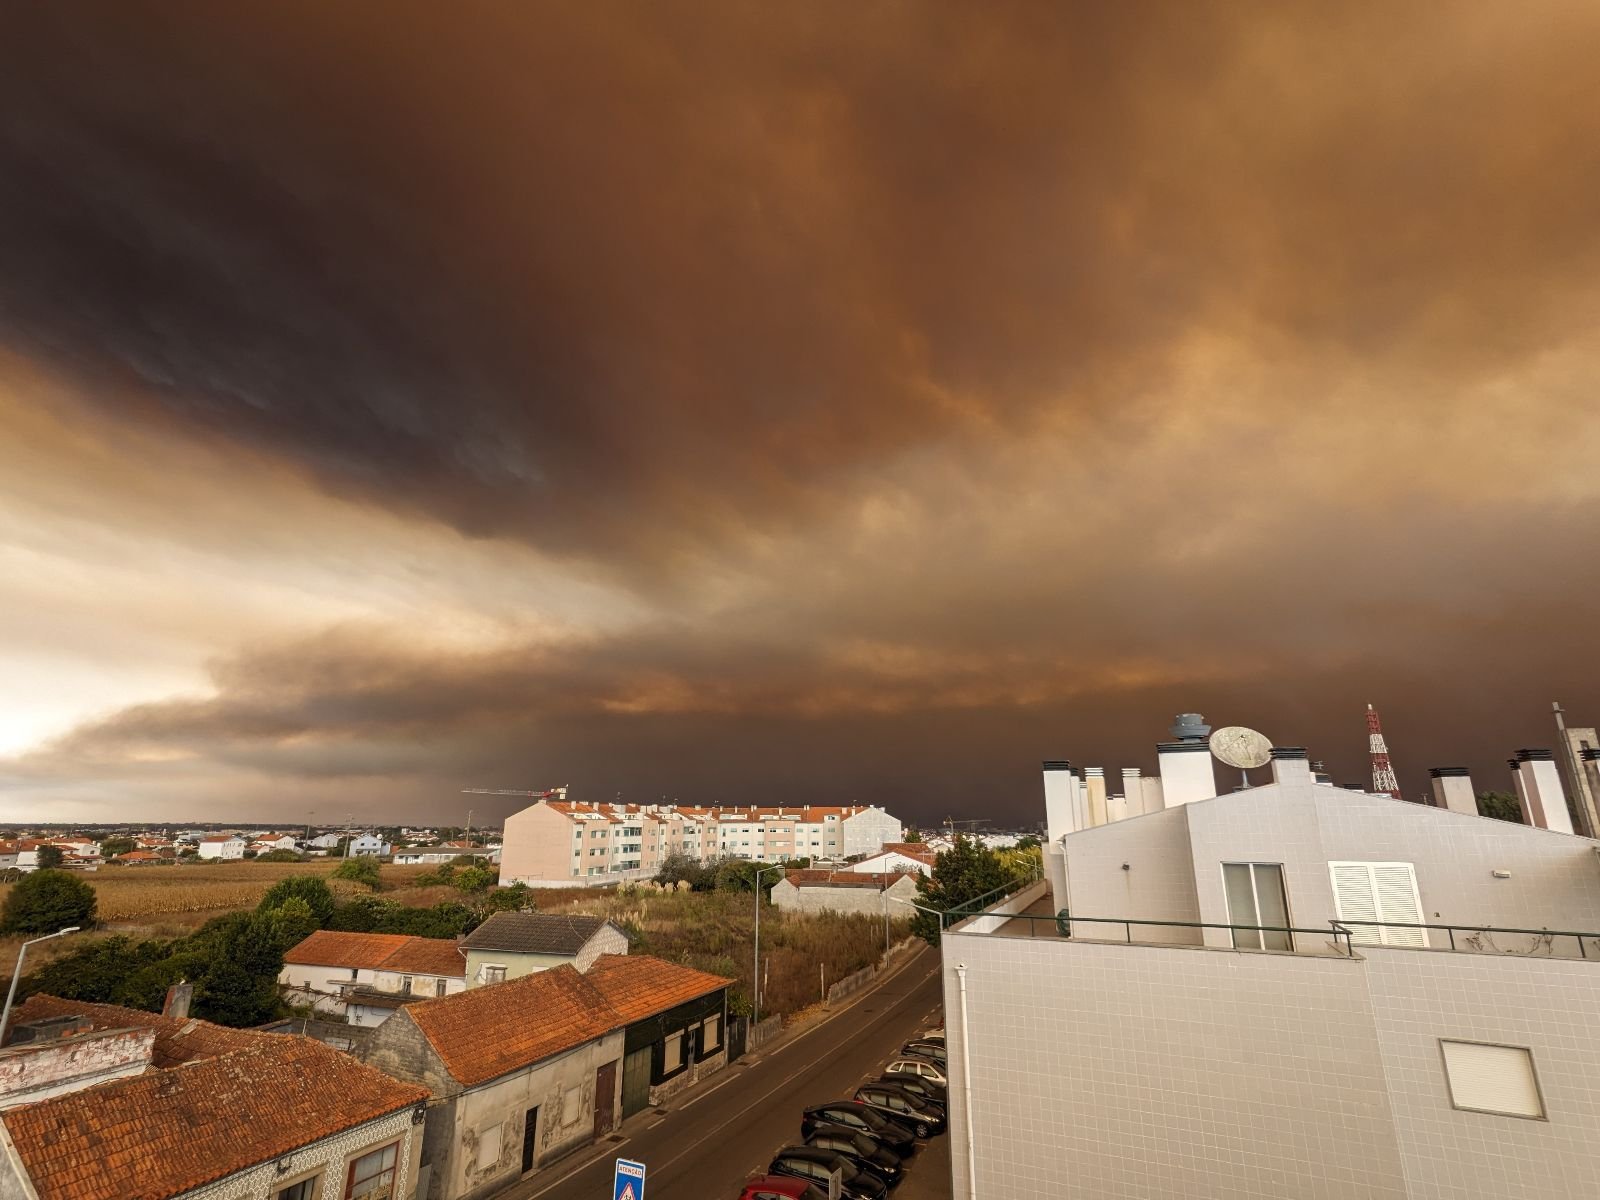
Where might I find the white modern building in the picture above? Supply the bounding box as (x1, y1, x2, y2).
(195, 835, 246, 860)
(349, 833, 393, 857)
(940, 719, 1600, 1200)
(499, 799, 904, 887)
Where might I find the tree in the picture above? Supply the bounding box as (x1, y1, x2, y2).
(1477, 791, 1525, 824)
(1, 869, 97, 935)
(911, 836, 1006, 946)
(1014, 834, 1041, 852)
(478, 883, 535, 914)
(655, 854, 714, 891)
(255, 848, 303, 863)
(333, 856, 381, 888)
(902, 829, 923, 843)
(257, 875, 336, 926)
(98, 836, 137, 859)
(35, 845, 65, 869)
(452, 865, 495, 893)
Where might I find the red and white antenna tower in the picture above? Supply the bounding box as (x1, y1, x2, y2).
(1365, 704, 1400, 799)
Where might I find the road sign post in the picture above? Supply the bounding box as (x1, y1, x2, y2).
(613, 1157, 646, 1200)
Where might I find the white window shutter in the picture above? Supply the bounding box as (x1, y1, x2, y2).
(1330, 863, 1383, 945)
(1329, 862, 1426, 947)
(1440, 1041, 1543, 1118)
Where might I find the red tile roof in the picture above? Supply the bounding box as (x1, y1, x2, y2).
(283, 930, 416, 970)
(781, 869, 920, 889)
(1, 1036, 426, 1200)
(380, 937, 467, 978)
(405, 965, 621, 1087)
(283, 930, 466, 977)
(584, 955, 731, 1023)
(11, 995, 272, 1068)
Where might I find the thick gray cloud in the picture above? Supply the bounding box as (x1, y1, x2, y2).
(2, 3, 1600, 822)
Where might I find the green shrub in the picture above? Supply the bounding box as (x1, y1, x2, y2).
(1, 869, 97, 935)
(332, 857, 381, 888)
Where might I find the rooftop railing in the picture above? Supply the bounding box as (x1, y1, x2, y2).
(1329, 920, 1600, 960)
(984, 912, 1357, 956)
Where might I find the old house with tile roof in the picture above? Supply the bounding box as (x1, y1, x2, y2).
(770, 868, 922, 916)
(0, 996, 429, 1200)
(281, 931, 468, 1022)
(457, 912, 628, 986)
(361, 956, 730, 1200)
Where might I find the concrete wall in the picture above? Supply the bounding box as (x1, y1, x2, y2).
(1363, 949, 1600, 1199)
(279, 961, 361, 1014)
(843, 807, 904, 856)
(574, 925, 630, 972)
(371, 968, 467, 998)
(0, 1028, 154, 1109)
(1062, 806, 1201, 945)
(445, 1033, 624, 1200)
(941, 932, 1408, 1200)
(499, 803, 577, 884)
(771, 874, 918, 916)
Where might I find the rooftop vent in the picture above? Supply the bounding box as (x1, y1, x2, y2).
(1169, 713, 1210, 742)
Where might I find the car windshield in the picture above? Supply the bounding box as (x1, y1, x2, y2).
(850, 1133, 877, 1155)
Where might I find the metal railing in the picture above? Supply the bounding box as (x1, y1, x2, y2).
(980, 911, 1358, 957)
(1329, 919, 1600, 959)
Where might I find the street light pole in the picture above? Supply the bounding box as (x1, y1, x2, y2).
(752, 864, 784, 1029)
(2, 927, 80, 1045)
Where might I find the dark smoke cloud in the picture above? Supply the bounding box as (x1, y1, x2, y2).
(3, 3, 1600, 821)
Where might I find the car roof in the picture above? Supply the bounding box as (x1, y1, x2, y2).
(743, 1176, 818, 1199)
(778, 1146, 843, 1164)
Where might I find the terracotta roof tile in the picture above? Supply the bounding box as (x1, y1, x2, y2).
(380, 938, 467, 978)
(1, 1037, 426, 1200)
(404, 965, 620, 1087)
(781, 869, 919, 888)
(11, 996, 271, 1068)
(584, 955, 731, 1024)
(283, 929, 416, 970)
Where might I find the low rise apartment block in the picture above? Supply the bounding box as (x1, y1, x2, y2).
(939, 722, 1600, 1199)
(499, 798, 903, 886)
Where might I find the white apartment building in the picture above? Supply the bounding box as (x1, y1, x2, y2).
(499, 799, 904, 887)
(939, 723, 1600, 1200)
(195, 834, 245, 860)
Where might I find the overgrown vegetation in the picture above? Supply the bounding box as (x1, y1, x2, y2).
(1, 869, 98, 935)
(1477, 790, 1525, 823)
(911, 836, 1040, 945)
(332, 857, 382, 888)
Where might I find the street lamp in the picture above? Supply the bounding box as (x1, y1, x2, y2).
(1, 927, 80, 1045)
(751, 864, 785, 1028)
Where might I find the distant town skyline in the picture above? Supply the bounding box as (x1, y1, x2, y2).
(3, 5, 1598, 824)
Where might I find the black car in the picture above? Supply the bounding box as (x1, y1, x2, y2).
(865, 1078, 946, 1120)
(901, 1040, 947, 1066)
(805, 1123, 904, 1187)
(769, 1147, 888, 1200)
(854, 1084, 947, 1138)
(876, 1073, 946, 1109)
(801, 1104, 918, 1157)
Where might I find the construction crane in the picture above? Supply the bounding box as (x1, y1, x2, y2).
(461, 786, 568, 799)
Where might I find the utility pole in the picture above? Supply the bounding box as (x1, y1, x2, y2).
(752, 864, 783, 1028)
(3, 928, 79, 1042)
(466, 809, 473, 847)
(343, 813, 352, 859)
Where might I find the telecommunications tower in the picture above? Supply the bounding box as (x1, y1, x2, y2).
(1366, 703, 1401, 799)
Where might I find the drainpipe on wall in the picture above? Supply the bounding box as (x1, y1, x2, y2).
(955, 963, 977, 1200)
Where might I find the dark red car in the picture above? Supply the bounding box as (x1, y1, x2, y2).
(739, 1177, 827, 1200)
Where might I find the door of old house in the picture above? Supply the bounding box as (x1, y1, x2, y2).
(521, 1105, 539, 1174)
(621, 1045, 652, 1118)
(594, 1060, 618, 1138)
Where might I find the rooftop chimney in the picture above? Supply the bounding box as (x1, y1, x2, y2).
(1082, 768, 1108, 827)
(1157, 723, 1216, 808)
(162, 981, 193, 1022)
(1428, 767, 1477, 816)
(1042, 761, 1084, 841)
(1269, 746, 1312, 786)
(1513, 749, 1572, 834)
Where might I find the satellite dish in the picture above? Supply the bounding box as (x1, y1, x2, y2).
(1209, 726, 1273, 770)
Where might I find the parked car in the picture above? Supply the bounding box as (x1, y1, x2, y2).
(805, 1124, 904, 1187)
(877, 1072, 946, 1109)
(802, 1103, 918, 1157)
(739, 1177, 827, 1200)
(885, 1056, 947, 1086)
(917, 1028, 945, 1045)
(854, 1084, 947, 1138)
(901, 1039, 947, 1066)
(769, 1147, 888, 1200)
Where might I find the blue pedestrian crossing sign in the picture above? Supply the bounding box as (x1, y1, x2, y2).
(613, 1157, 646, 1200)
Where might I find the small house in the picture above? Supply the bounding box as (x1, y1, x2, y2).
(458, 913, 628, 987)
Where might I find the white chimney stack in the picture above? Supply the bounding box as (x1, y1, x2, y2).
(1042, 761, 1084, 842)
(1514, 749, 1572, 834)
(1156, 742, 1216, 807)
(1268, 746, 1312, 786)
(1083, 768, 1108, 828)
(1428, 767, 1477, 816)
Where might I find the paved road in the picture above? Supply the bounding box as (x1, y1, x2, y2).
(515, 947, 948, 1200)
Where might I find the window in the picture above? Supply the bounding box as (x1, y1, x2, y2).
(699, 1013, 722, 1057)
(400, 975, 413, 995)
(476, 1121, 503, 1168)
(1222, 863, 1291, 951)
(662, 1030, 685, 1074)
(482, 964, 507, 984)
(1440, 1040, 1545, 1119)
(435, 978, 448, 997)
(276, 1178, 319, 1200)
(1329, 861, 1427, 947)
(344, 1142, 399, 1200)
